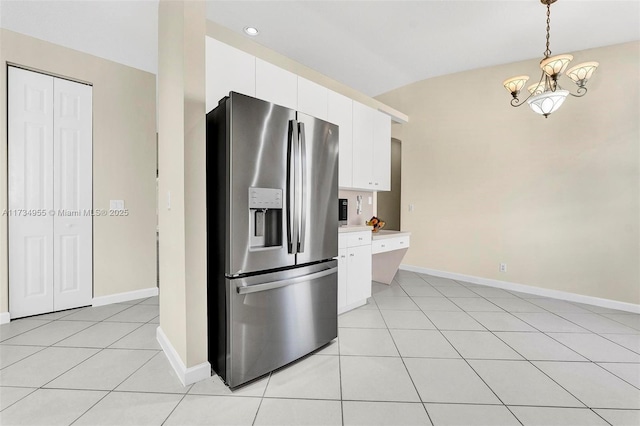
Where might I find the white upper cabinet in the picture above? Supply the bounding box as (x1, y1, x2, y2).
(372, 110, 391, 191)
(298, 77, 328, 121)
(352, 101, 375, 190)
(328, 90, 353, 188)
(255, 58, 298, 110)
(351, 101, 392, 191)
(205, 37, 256, 112)
(205, 37, 394, 192)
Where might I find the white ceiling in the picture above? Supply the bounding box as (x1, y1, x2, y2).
(1, 1, 638, 96)
(0, 0, 159, 75)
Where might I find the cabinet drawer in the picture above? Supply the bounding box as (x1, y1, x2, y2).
(346, 231, 371, 247)
(371, 239, 390, 254)
(395, 236, 410, 250)
(371, 235, 410, 254)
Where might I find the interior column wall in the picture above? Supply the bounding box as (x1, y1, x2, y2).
(157, 0, 208, 369)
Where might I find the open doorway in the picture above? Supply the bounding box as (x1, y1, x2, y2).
(376, 138, 401, 231)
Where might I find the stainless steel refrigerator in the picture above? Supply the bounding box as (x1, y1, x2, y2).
(207, 92, 339, 388)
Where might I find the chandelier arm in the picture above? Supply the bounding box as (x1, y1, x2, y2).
(510, 71, 547, 108)
(568, 86, 588, 97)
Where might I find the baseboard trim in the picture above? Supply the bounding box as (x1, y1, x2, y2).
(399, 264, 640, 314)
(92, 287, 159, 307)
(0, 312, 10, 324)
(156, 326, 211, 386)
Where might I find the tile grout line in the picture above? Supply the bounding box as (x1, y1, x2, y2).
(377, 299, 435, 426)
(446, 275, 618, 413)
(32, 301, 164, 421)
(402, 272, 612, 424)
(160, 391, 191, 426)
(0, 298, 160, 415)
(426, 273, 630, 421)
(0, 387, 39, 413)
(251, 371, 272, 426)
(337, 318, 345, 426)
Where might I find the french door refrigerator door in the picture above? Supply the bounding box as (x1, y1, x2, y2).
(226, 260, 338, 387)
(227, 93, 297, 276)
(294, 113, 339, 266)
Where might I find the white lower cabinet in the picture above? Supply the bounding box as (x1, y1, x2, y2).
(338, 248, 348, 309)
(338, 231, 372, 314)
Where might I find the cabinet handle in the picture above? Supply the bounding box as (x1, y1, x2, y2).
(400, 241, 404, 244)
(340, 255, 346, 258)
(358, 237, 363, 240)
(381, 244, 385, 247)
(349, 253, 355, 257)
(375, 182, 379, 186)
(368, 182, 373, 185)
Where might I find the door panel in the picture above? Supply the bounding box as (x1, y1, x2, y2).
(53, 78, 92, 311)
(346, 245, 372, 305)
(227, 261, 337, 387)
(228, 93, 297, 276)
(8, 67, 55, 318)
(295, 113, 338, 266)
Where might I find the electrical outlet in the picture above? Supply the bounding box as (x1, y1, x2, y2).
(408, 204, 414, 212)
(499, 263, 507, 273)
(368, 196, 372, 205)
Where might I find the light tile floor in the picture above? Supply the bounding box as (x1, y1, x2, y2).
(1, 272, 640, 425)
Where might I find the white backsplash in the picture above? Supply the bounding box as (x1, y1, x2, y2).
(338, 189, 374, 226)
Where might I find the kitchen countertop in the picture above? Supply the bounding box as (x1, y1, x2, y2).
(338, 225, 373, 233)
(371, 230, 411, 240)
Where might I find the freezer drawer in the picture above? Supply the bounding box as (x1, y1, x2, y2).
(226, 261, 338, 387)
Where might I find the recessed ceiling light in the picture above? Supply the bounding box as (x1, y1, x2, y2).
(243, 26, 259, 36)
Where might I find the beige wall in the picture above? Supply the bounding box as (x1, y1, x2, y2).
(158, 0, 208, 368)
(0, 29, 158, 312)
(377, 41, 640, 305)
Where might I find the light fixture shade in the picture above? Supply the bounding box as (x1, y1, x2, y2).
(540, 54, 573, 77)
(527, 89, 569, 117)
(502, 75, 529, 95)
(566, 61, 599, 86)
(527, 82, 546, 95)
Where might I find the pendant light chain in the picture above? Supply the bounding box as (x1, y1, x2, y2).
(544, 3, 552, 58)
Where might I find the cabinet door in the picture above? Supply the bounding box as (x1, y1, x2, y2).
(372, 110, 391, 191)
(205, 37, 256, 112)
(53, 78, 93, 312)
(328, 91, 353, 188)
(298, 77, 328, 120)
(351, 101, 374, 190)
(255, 58, 297, 110)
(346, 245, 372, 305)
(337, 248, 347, 309)
(8, 67, 55, 319)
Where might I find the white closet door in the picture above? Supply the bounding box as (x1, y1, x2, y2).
(8, 67, 55, 318)
(53, 78, 93, 311)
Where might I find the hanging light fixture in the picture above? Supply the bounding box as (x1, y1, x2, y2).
(502, 0, 599, 118)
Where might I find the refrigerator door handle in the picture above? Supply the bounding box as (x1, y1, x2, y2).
(298, 122, 307, 253)
(287, 120, 298, 254)
(236, 267, 338, 294)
